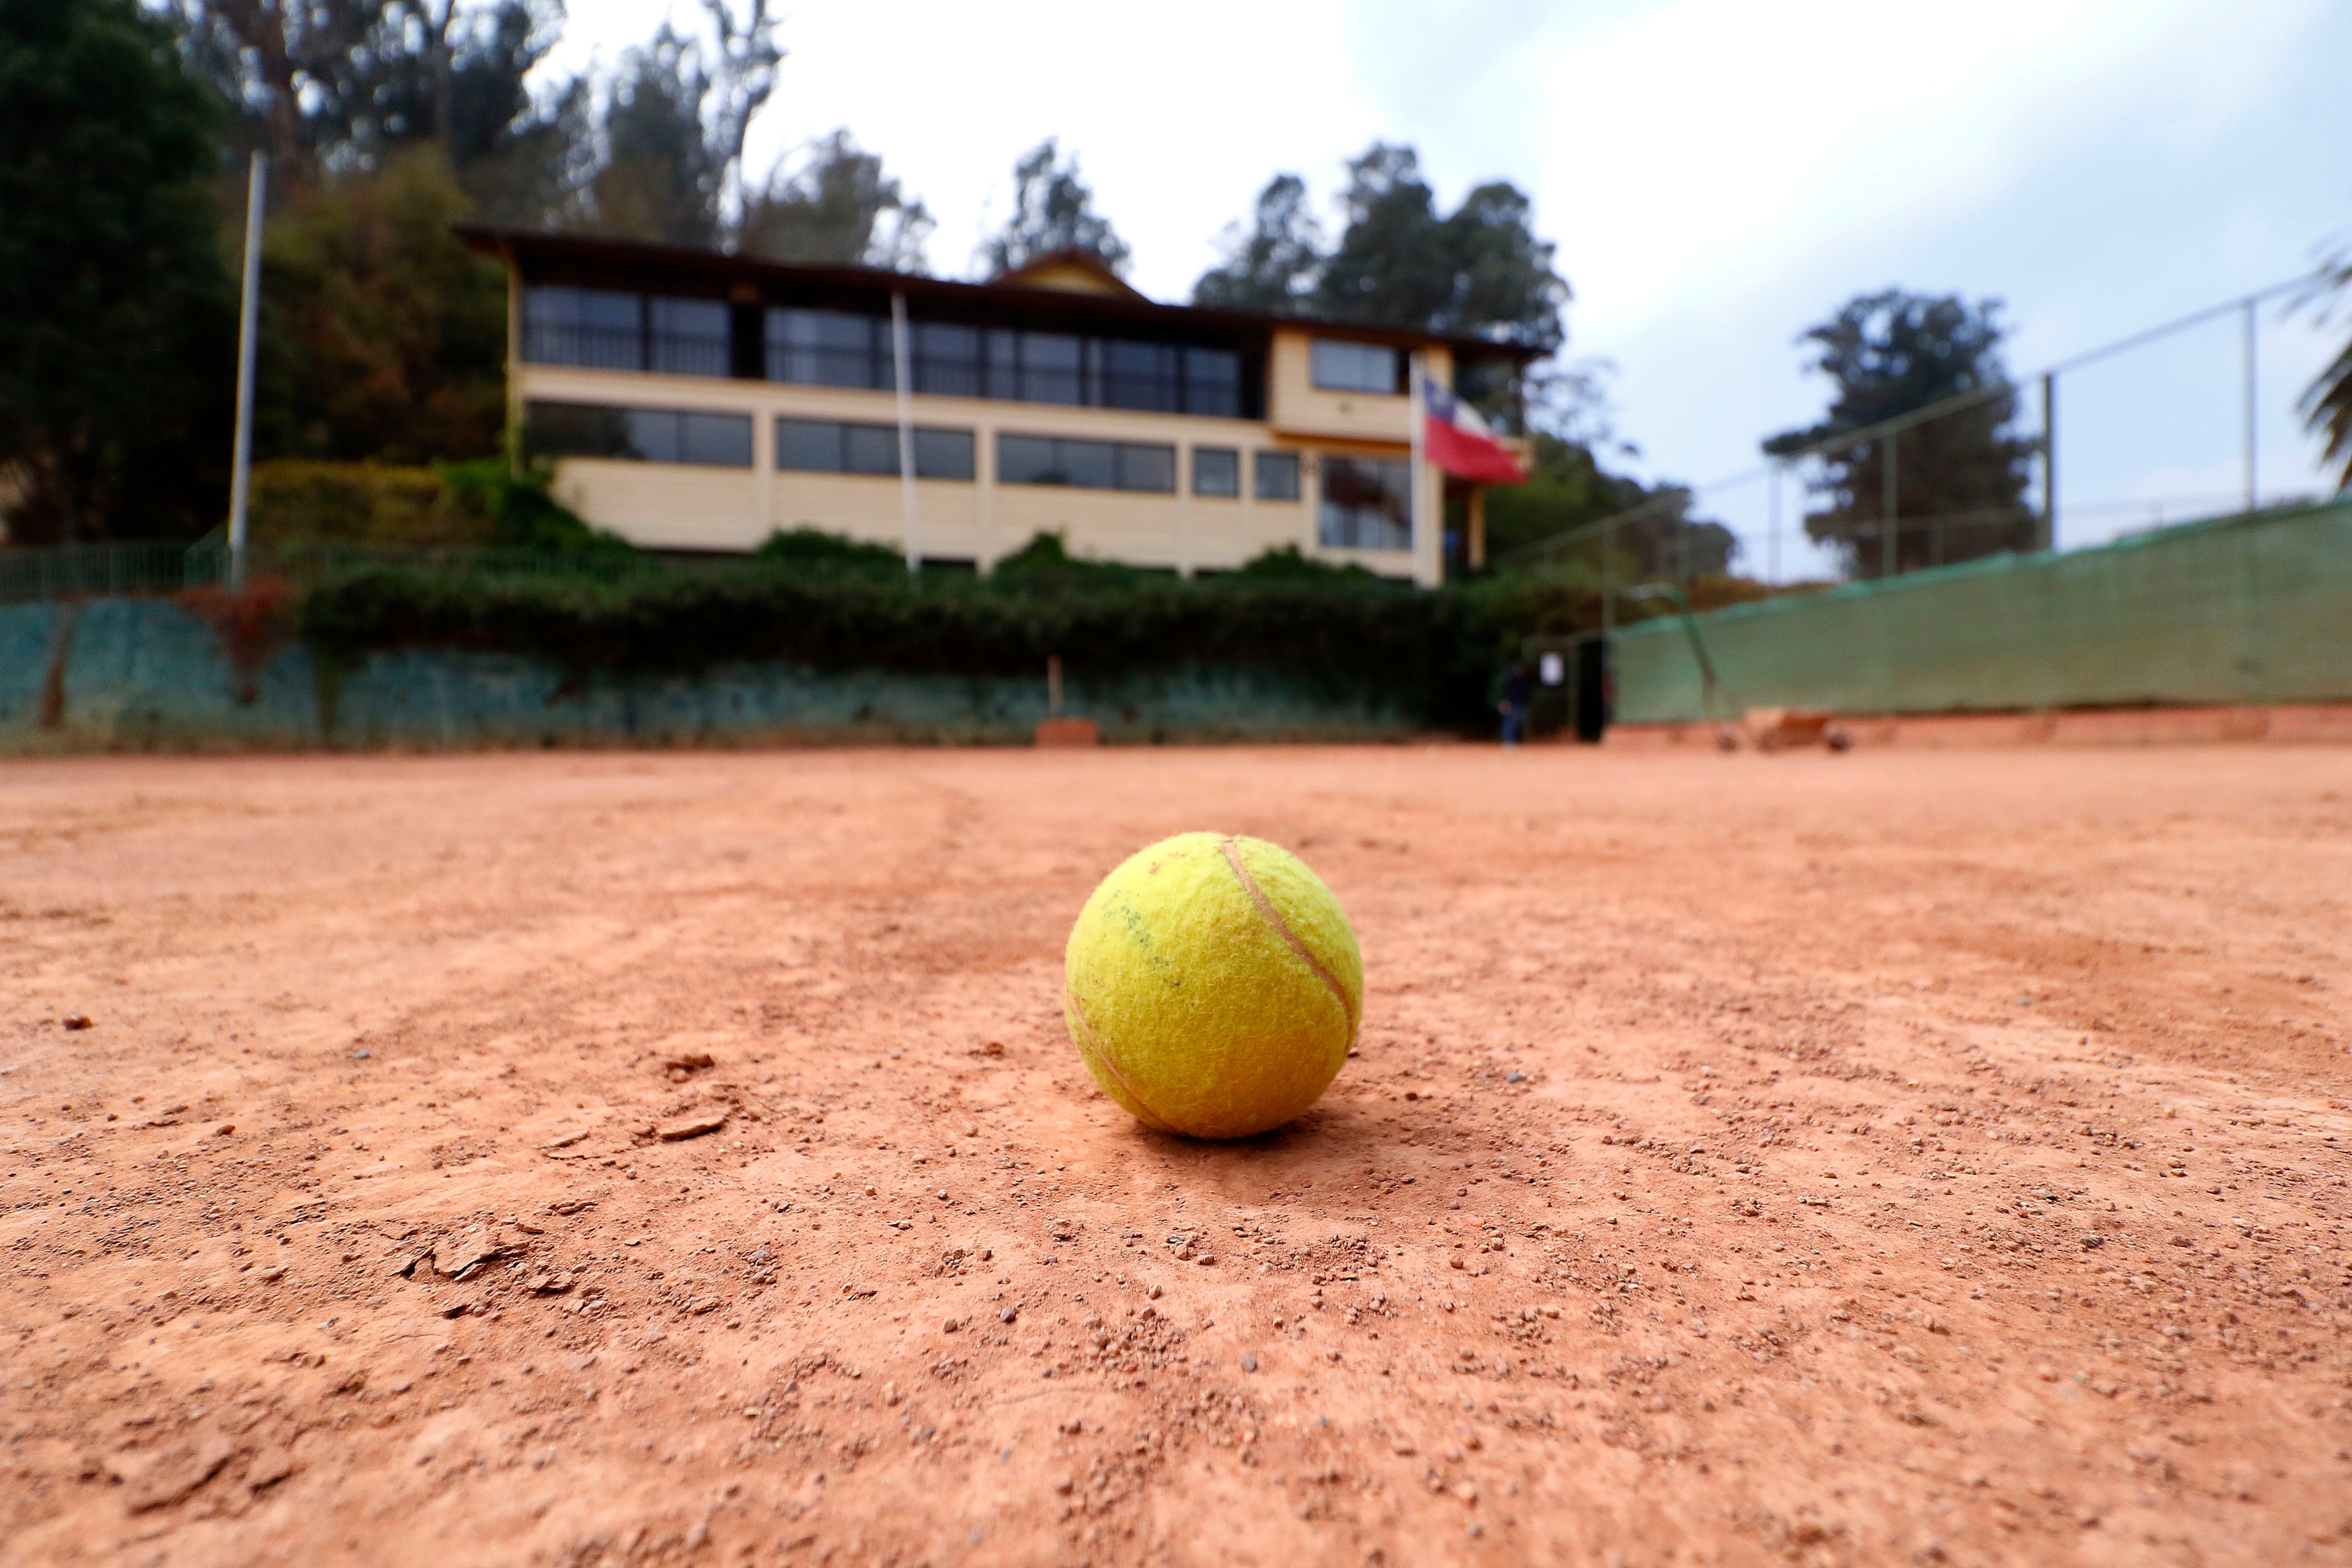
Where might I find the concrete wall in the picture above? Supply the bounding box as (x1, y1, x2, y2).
(0, 597, 1426, 754)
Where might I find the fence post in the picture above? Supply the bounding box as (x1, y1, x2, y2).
(1880, 433, 1898, 579)
(2040, 372, 2058, 552)
(2241, 295, 2257, 514)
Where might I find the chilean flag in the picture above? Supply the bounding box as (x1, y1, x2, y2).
(1423, 377, 1529, 484)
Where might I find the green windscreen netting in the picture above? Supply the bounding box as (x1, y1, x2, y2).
(1612, 497, 2352, 723)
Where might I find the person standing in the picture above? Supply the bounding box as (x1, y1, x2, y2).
(1497, 662, 1533, 747)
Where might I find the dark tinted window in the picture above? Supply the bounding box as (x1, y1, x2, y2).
(1310, 338, 1402, 394)
(997, 434, 1059, 485)
(912, 323, 983, 398)
(1116, 443, 1175, 493)
(1103, 339, 1179, 413)
(525, 399, 634, 457)
(775, 418, 975, 480)
(1192, 447, 1240, 498)
(650, 297, 731, 378)
(913, 427, 976, 480)
(526, 401, 750, 467)
(677, 409, 753, 466)
(1319, 454, 1412, 549)
(997, 434, 1175, 492)
(524, 286, 642, 371)
(775, 417, 839, 472)
(1255, 450, 1302, 501)
(1020, 334, 1085, 406)
(1184, 348, 1242, 418)
(768, 308, 888, 389)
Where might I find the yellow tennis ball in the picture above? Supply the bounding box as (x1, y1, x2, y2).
(1063, 831, 1362, 1139)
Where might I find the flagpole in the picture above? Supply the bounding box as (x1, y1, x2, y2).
(1408, 350, 1428, 585)
(890, 290, 918, 580)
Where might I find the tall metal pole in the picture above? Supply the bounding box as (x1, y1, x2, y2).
(1767, 461, 1781, 585)
(1879, 434, 1898, 580)
(1407, 350, 1428, 583)
(890, 290, 918, 578)
(227, 151, 266, 590)
(2040, 371, 2057, 552)
(2241, 295, 2257, 513)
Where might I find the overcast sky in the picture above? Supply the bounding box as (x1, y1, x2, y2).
(544, 0, 2349, 572)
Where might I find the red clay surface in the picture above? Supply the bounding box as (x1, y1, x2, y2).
(2, 745, 2349, 1568)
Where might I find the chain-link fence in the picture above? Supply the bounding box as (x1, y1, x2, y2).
(1504, 274, 2344, 594)
(1610, 496, 2352, 724)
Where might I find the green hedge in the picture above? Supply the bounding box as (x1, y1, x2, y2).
(296, 559, 1654, 733)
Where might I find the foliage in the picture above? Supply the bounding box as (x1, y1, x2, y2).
(1764, 289, 2038, 578)
(255, 148, 508, 464)
(172, 2, 574, 200)
(173, 0, 783, 242)
(754, 526, 907, 575)
(986, 531, 1162, 589)
(739, 130, 932, 271)
(0, 0, 235, 543)
(246, 455, 627, 553)
(290, 551, 1698, 734)
(1482, 434, 1736, 579)
(1190, 143, 1567, 360)
(979, 139, 1130, 277)
(1224, 544, 1386, 583)
(2301, 247, 2352, 491)
(1316, 146, 1567, 355)
(1192, 175, 1322, 314)
(437, 459, 631, 553)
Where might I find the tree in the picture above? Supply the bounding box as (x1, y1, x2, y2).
(585, 3, 781, 247)
(979, 139, 1129, 277)
(1481, 435, 1734, 579)
(739, 130, 932, 271)
(1763, 289, 2037, 578)
(173, 0, 592, 227)
(588, 22, 723, 247)
(170, 0, 390, 171)
(1192, 174, 1321, 313)
(2302, 248, 2352, 491)
(253, 149, 508, 465)
(0, 0, 235, 543)
(1310, 143, 1566, 353)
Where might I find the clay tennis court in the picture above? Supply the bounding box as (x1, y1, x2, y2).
(3, 743, 2347, 1567)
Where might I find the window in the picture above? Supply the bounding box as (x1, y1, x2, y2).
(1254, 450, 1302, 501)
(1102, 339, 1179, 413)
(997, 434, 1176, 493)
(525, 401, 752, 467)
(775, 418, 976, 480)
(1192, 446, 1240, 498)
(912, 322, 983, 398)
(524, 286, 642, 371)
(1311, 338, 1402, 395)
(649, 297, 731, 378)
(1184, 348, 1242, 418)
(1319, 454, 1412, 549)
(768, 308, 889, 389)
(1018, 333, 1086, 406)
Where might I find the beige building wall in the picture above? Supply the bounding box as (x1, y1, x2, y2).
(515, 319, 1470, 584)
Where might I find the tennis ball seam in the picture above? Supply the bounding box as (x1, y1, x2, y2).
(1064, 984, 1178, 1133)
(1220, 836, 1358, 1034)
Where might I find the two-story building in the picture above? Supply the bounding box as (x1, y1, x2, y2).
(457, 228, 1542, 586)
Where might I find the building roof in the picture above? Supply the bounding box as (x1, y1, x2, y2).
(454, 225, 1549, 368)
(989, 247, 1150, 301)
